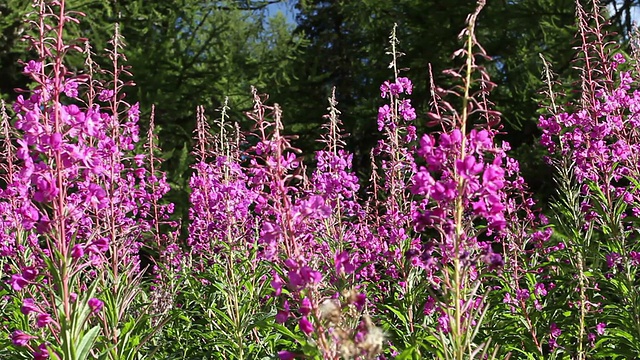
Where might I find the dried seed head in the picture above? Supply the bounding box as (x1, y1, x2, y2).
(339, 339, 358, 359)
(319, 299, 342, 325)
(358, 315, 385, 358)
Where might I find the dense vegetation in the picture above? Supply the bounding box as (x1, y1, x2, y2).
(3, 0, 640, 359)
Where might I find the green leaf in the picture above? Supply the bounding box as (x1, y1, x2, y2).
(76, 326, 101, 360)
(395, 346, 418, 360)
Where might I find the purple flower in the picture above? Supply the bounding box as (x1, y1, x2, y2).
(515, 289, 530, 302)
(397, 77, 413, 94)
(596, 322, 606, 335)
(63, 80, 78, 98)
(295, 195, 331, 220)
(299, 297, 312, 316)
(33, 343, 49, 360)
(437, 314, 450, 333)
(23, 60, 42, 74)
(389, 82, 402, 95)
(335, 251, 355, 276)
(483, 251, 503, 270)
(354, 292, 366, 311)
(22, 267, 38, 281)
(276, 301, 290, 324)
(9, 274, 28, 291)
(299, 266, 322, 285)
(287, 269, 304, 290)
(11, 330, 36, 347)
(88, 298, 104, 313)
(275, 310, 289, 324)
(271, 275, 283, 296)
(550, 323, 561, 338)
(534, 299, 543, 311)
(423, 296, 436, 315)
(71, 244, 85, 259)
(613, 53, 626, 64)
(36, 313, 53, 328)
(399, 99, 416, 121)
(98, 89, 114, 102)
(21, 298, 39, 315)
(32, 173, 59, 203)
(377, 105, 392, 131)
(278, 351, 297, 360)
(380, 81, 392, 98)
(606, 252, 621, 268)
(91, 237, 109, 253)
(299, 316, 314, 335)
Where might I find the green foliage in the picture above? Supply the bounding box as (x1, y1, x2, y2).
(152, 247, 283, 359)
(281, 0, 582, 175)
(0, 0, 306, 236)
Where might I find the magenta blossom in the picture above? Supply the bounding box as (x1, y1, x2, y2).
(88, 298, 104, 313)
(33, 343, 49, 360)
(36, 313, 53, 328)
(9, 274, 28, 291)
(21, 298, 40, 315)
(299, 316, 314, 335)
(278, 351, 297, 360)
(11, 330, 36, 347)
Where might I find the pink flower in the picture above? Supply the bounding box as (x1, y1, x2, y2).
(88, 298, 104, 313)
(299, 297, 312, 316)
(299, 316, 314, 335)
(91, 237, 109, 253)
(21, 298, 39, 315)
(36, 313, 53, 328)
(275, 309, 289, 324)
(22, 267, 38, 281)
(71, 244, 85, 259)
(98, 89, 114, 102)
(354, 293, 366, 311)
(550, 323, 561, 338)
(63, 80, 78, 98)
(397, 77, 413, 94)
(32, 173, 59, 203)
(23, 60, 42, 74)
(276, 301, 290, 324)
(278, 351, 297, 360)
(335, 251, 355, 276)
(34, 343, 49, 360)
(11, 330, 36, 347)
(271, 275, 283, 296)
(9, 274, 28, 291)
(377, 105, 392, 131)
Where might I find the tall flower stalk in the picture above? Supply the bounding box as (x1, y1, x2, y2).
(1, 1, 173, 358)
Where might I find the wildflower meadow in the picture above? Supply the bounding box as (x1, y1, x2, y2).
(2, 0, 640, 359)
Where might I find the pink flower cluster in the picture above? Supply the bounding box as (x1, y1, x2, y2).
(0, 3, 174, 355)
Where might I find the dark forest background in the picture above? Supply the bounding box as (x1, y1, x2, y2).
(1, 0, 638, 223)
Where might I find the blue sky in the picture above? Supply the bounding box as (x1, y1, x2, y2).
(263, 1, 639, 35)
(608, 1, 640, 23)
(265, 1, 638, 28)
(265, 0, 298, 24)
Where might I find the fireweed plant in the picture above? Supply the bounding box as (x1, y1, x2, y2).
(376, 2, 546, 358)
(0, 1, 175, 359)
(4, 0, 640, 359)
(536, 2, 640, 358)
